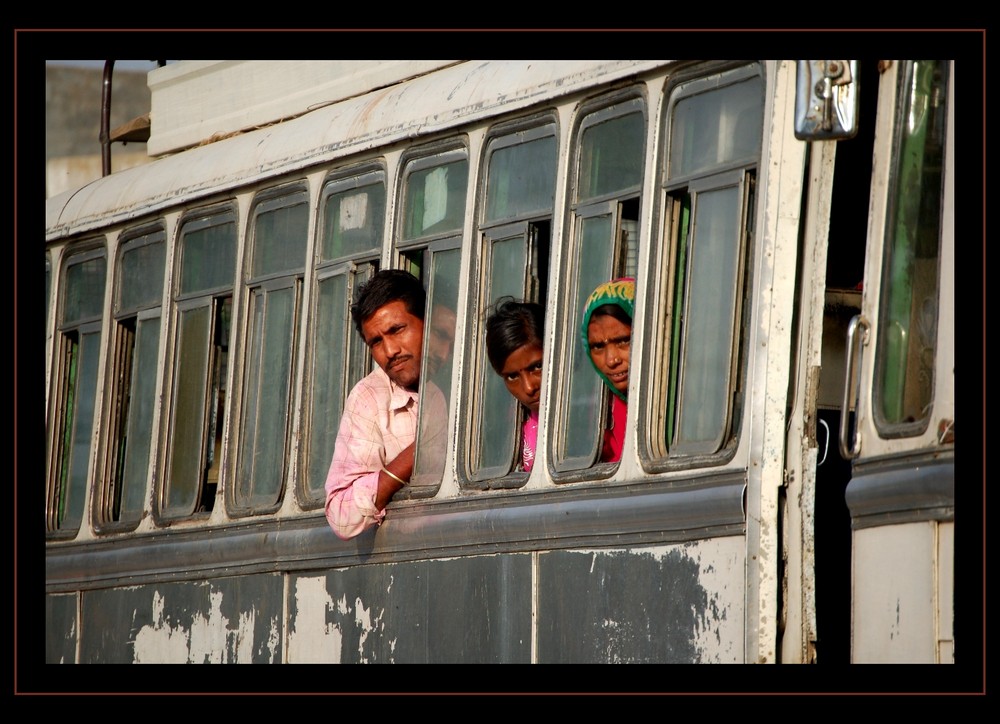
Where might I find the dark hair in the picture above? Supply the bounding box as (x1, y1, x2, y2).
(351, 269, 426, 336)
(589, 302, 632, 327)
(485, 297, 544, 374)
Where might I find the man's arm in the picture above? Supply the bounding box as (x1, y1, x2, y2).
(375, 442, 414, 510)
(324, 373, 418, 539)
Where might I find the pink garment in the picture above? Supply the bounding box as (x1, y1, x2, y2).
(324, 365, 418, 539)
(601, 395, 627, 463)
(521, 409, 539, 472)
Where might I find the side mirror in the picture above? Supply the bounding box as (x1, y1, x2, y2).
(794, 60, 859, 141)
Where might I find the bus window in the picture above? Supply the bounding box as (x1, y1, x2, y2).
(649, 63, 763, 461)
(47, 244, 106, 534)
(99, 227, 166, 528)
(233, 187, 308, 514)
(873, 60, 948, 435)
(160, 207, 237, 520)
(554, 96, 645, 475)
(301, 168, 384, 507)
(397, 147, 468, 490)
(469, 120, 556, 484)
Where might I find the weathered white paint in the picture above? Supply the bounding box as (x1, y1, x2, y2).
(286, 575, 342, 663)
(131, 585, 278, 663)
(147, 61, 462, 156)
(744, 59, 807, 664)
(576, 538, 745, 663)
(852, 521, 940, 662)
(781, 138, 839, 663)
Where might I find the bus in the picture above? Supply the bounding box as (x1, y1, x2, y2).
(40, 58, 961, 672)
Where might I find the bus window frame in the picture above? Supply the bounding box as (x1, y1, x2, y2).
(391, 140, 470, 499)
(462, 113, 558, 489)
(228, 184, 308, 517)
(639, 61, 763, 472)
(549, 88, 647, 482)
(297, 164, 386, 510)
(157, 202, 238, 523)
(46, 241, 107, 539)
(94, 222, 167, 534)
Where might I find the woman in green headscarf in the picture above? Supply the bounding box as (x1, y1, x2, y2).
(580, 277, 635, 463)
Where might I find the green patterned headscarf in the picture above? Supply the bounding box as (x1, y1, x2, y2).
(579, 277, 635, 401)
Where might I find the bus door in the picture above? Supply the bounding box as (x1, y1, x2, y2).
(837, 60, 954, 663)
(784, 60, 953, 664)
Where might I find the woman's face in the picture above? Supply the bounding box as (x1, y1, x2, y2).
(499, 342, 544, 412)
(587, 314, 632, 396)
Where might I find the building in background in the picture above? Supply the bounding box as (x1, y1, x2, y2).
(45, 64, 154, 198)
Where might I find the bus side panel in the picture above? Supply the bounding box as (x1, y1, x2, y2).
(851, 520, 949, 663)
(287, 554, 533, 663)
(45, 592, 78, 664)
(79, 574, 284, 663)
(536, 540, 745, 663)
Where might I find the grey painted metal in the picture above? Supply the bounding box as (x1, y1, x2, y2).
(79, 573, 284, 663)
(536, 548, 731, 663)
(46, 473, 746, 593)
(845, 452, 954, 529)
(45, 592, 78, 664)
(294, 555, 533, 663)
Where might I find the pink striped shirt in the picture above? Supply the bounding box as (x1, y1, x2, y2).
(325, 366, 419, 539)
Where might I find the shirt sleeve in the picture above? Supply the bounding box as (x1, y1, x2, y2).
(324, 380, 386, 540)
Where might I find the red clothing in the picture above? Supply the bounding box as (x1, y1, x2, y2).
(601, 395, 627, 463)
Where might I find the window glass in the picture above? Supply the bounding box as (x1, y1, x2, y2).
(410, 247, 460, 487)
(578, 105, 644, 203)
(669, 75, 763, 179)
(672, 182, 741, 450)
(402, 158, 468, 240)
(398, 149, 468, 491)
(234, 191, 307, 513)
(322, 176, 385, 260)
(874, 60, 947, 432)
(485, 131, 556, 222)
(48, 247, 106, 533)
(553, 97, 644, 475)
(103, 229, 165, 527)
(652, 64, 763, 461)
(162, 210, 236, 519)
(302, 170, 383, 504)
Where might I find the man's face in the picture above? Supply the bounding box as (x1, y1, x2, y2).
(361, 300, 425, 391)
(426, 304, 457, 377)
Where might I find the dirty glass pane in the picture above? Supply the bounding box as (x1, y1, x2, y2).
(179, 219, 236, 294)
(875, 60, 947, 429)
(670, 75, 763, 179)
(578, 106, 644, 204)
(307, 273, 348, 498)
(485, 132, 556, 223)
(411, 248, 460, 487)
(118, 317, 160, 522)
(253, 200, 308, 277)
(119, 236, 165, 311)
(559, 214, 614, 468)
(402, 159, 469, 240)
(63, 255, 106, 324)
(675, 185, 740, 450)
(476, 235, 526, 477)
(238, 286, 295, 507)
(323, 180, 385, 261)
(59, 328, 100, 530)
